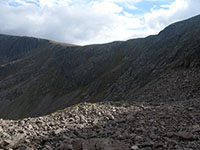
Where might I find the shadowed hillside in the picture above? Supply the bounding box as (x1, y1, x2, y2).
(0, 15, 200, 119)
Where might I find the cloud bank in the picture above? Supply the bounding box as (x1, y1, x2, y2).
(0, 0, 200, 45)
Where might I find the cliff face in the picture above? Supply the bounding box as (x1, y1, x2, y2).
(0, 15, 200, 119)
(0, 34, 50, 64)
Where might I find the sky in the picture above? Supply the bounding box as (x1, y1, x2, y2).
(0, 0, 200, 45)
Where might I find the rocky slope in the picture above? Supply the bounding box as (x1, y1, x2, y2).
(129, 68, 200, 104)
(1, 100, 200, 150)
(0, 15, 200, 119)
(0, 15, 200, 150)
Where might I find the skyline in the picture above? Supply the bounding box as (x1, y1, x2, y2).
(0, 0, 200, 45)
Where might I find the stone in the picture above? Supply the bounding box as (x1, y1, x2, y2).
(28, 124, 33, 130)
(136, 127, 145, 133)
(108, 114, 115, 120)
(176, 132, 197, 141)
(17, 145, 29, 150)
(68, 118, 75, 123)
(131, 145, 139, 150)
(57, 143, 73, 150)
(44, 145, 53, 150)
(74, 131, 88, 139)
(166, 132, 175, 138)
(6, 134, 25, 148)
(129, 133, 137, 139)
(0, 127, 3, 132)
(72, 139, 84, 150)
(191, 125, 200, 133)
(153, 142, 164, 149)
(54, 129, 63, 135)
(134, 136, 143, 144)
(167, 139, 177, 147)
(0, 140, 10, 148)
(138, 140, 153, 148)
(127, 114, 133, 120)
(94, 138, 130, 150)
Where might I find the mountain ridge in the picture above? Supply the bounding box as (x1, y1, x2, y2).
(0, 14, 200, 119)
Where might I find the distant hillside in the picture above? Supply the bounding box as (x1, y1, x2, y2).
(0, 15, 200, 119)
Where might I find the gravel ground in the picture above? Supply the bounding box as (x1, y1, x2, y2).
(1, 99, 200, 150)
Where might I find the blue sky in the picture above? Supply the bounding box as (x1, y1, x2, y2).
(1, 0, 200, 45)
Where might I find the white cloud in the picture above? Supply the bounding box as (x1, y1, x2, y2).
(125, 3, 138, 10)
(160, 4, 170, 8)
(0, 0, 200, 45)
(0, 0, 145, 45)
(90, 1, 123, 14)
(144, 0, 200, 35)
(98, 0, 142, 3)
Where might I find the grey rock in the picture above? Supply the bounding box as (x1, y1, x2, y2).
(0, 126, 3, 132)
(43, 145, 53, 150)
(153, 142, 164, 149)
(56, 143, 73, 150)
(131, 145, 139, 150)
(176, 131, 197, 141)
(1, 134, 25, 149)
(72, 139, 84, 150)
(191, 125, 200, 133)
